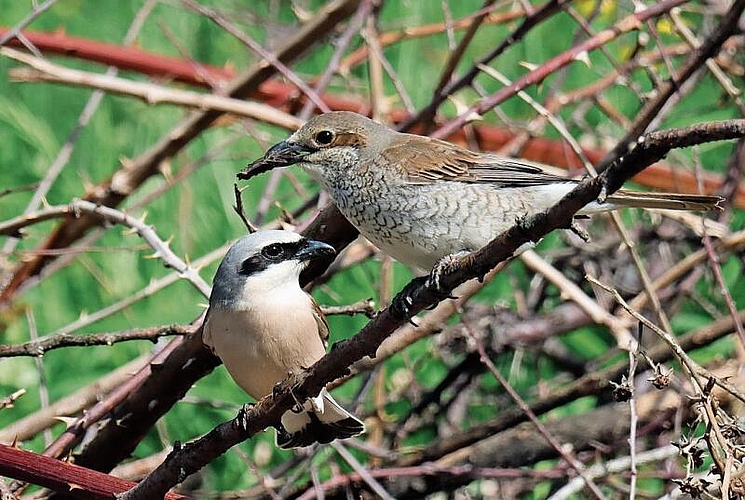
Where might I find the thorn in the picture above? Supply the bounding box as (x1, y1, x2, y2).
(573, 50, 591, 67)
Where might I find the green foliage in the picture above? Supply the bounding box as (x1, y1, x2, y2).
(0, 0, 742, 497)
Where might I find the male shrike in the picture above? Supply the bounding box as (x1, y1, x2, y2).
(203, 230, 364, 448)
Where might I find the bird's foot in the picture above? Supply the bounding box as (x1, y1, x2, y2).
(272, 372, 304, 413)
(426, 251, 469, 295)
(597, 179, 609, 204)
(390, 252, 465, 321)
(236, 403, 255, 430)
(390, 276, 427, 322)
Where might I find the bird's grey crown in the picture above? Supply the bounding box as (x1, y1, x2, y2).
(209, 230, 303, 306)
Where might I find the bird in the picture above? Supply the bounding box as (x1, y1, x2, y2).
(239, 111, 722, 272)
(202, 229, 364, 448)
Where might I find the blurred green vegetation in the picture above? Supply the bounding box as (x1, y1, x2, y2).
(0, 0, 741, 497)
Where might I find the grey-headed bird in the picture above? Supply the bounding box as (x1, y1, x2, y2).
(239, 111, 722, 272)
(203, 230, 364, 448)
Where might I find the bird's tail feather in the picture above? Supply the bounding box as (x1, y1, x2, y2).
(276, 388, 364, 449)
(582, 190, 723, 213)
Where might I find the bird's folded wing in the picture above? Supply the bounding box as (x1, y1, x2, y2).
(310, 296, 330, 347)
(384, 136, 570, 187)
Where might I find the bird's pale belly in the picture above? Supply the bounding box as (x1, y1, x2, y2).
(204, 307, 326, 400)
(331, 182, 572, 270)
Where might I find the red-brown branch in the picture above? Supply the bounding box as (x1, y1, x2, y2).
(0, 444, 187, 500)
(2, 26, 742, 207)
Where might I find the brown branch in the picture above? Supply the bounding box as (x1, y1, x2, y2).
(2, 28, 743, 206)
(0, 324, 193, 358)
(398, 0, 568, 132)
(44, 204, 356, 488)
(595, 0, 745, 170)
(0, 0, 362, 304)
(432, 0, 690, 140)
(119, 119, 741, 499)
(0, 444, 187, 500)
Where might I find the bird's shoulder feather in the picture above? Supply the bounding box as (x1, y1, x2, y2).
(382, 135, 569, 187)
(310, 296, 330, 347)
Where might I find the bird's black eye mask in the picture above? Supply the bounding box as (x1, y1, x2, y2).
(239, 241, 303, 276)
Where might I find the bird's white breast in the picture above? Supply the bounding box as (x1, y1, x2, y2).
(203, 288, 327, 400)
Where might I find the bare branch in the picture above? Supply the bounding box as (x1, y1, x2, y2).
(3, 47, 302, 130)
(0, 324, 193, 358)
(120, 119, 743, 499)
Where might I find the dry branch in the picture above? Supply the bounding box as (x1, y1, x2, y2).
(0, 444, 187, 500)
(120, 119, 743, 499)
(3, 47, 301, 130)
(0, 0, 362, 303)
(0, 324, 193, 358)
(1, 28, 743, 206)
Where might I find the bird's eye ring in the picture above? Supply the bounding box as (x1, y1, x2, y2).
(315, 130, 334, 145)
(261, 243, 284, 260)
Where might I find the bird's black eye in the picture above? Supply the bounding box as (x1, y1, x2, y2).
(315, 130, 334, 145)
(261, 243, 285, 260)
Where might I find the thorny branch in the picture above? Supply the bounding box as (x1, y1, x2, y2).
(1, 2, 744, 498)
(121, 120, 743, 499)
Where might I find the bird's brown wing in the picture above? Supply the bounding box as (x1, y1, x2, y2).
(310, 296, 330, 348)
(382, 135, 569, 186)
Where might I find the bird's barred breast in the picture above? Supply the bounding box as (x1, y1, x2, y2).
(328, 180, 573, 270)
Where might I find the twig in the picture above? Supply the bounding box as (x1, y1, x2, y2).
(298, 0, 374, 119)
(519, 249, 633, 347)
(24, 309, 51, 447)
(320, 299, 376, 318)
(0, 325, 193, 358)
(0, 0, 57, 47)
(232, 184, 258, 234)
(432, 0, 691, 140)
(587, 275, 745, 405)
(627, 331, 640, 500)
(399, 0, 567, 132)
(0, 390, 26, 412)
(461, 318, 607, 500)
(0, 182, 39, 199)
(181, 0, 330, 113)
(329, 441, 396, 500)
(595, 0, 745, 170)
(433, 0, 496, 98)
(339, 4, 523, 72)
(363, 7, 387, 121)
(117, 113, 745, 500)
(0, 443, 187, 500)
(628, 229, 745, 311)
(0, 199, 210, 297)
(548, 445, 679, 500)
(3, 47, 302, 130)
(297, 463, 566, 500)
(702, 234, 745, 349)
(0, 356, 147, 444)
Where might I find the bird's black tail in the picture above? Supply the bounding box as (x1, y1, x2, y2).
(276, 388, 364, 449)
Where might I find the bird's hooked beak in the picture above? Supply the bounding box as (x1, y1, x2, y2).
(238, 141, 315, 180)
(295, 239, 336, 262)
